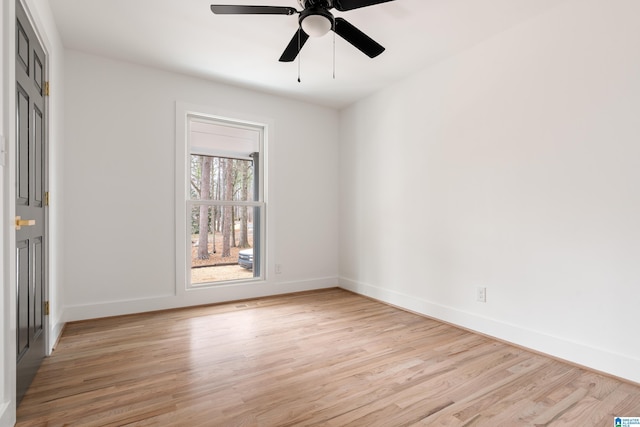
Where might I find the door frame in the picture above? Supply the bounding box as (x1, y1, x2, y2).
(1, 0, 50, 421)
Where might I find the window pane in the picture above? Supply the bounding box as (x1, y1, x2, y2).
(190, 155, 255, 202)
(190, 204, 257, 284)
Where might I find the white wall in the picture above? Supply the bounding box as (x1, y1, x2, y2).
(339, 0, 640, 383)
(62, 50, 339, 320)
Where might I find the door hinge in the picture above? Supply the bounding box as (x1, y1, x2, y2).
(44, 301, 50, 316)
(44, 81, 50, 97)
(44, 191, 50, 206)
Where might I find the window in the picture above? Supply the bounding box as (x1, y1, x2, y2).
(177, 110, 265, 288)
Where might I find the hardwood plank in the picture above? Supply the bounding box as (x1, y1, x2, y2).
(16, 288, 640, 426)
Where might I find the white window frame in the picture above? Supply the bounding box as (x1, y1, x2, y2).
(175, 102, 268, 292)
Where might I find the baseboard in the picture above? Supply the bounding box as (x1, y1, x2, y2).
(339, 277, 640, 385)
(50, 319, 65, 351)
(63, 276, 338, 322)
(0, 400, 14, 427)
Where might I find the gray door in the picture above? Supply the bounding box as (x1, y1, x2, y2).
(15, 0, 47, 404)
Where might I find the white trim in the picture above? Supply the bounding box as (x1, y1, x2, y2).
(190, 150, 254, 161)
(339, 276, 640, 384)
(1, 0, 17, 422)
(0, 402, 12, 427)
(63, 277, 339, 322)
(175, 103, 188, 297)
(187, 200, 262, 208)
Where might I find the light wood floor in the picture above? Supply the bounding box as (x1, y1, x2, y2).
(16, 288, 640, 426)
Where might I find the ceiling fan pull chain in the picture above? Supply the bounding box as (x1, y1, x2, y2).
(333, 30, 336, 79)
(298, 26, 302, 83)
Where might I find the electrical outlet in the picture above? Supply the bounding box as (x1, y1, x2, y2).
(477, 287, 487, 303)
(275, 264, 282, 274)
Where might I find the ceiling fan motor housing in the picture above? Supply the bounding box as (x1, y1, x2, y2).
(299, 6, 335, 37)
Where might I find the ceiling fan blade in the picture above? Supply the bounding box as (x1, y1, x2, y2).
(210, 5, 297, 15)
(333, 0, 395, 12)
(333, 18, 385, 58)
(279, 28, 310, 62)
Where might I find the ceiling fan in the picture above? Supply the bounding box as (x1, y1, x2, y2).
(210, 0, 396, 62)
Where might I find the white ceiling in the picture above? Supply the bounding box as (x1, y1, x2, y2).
(49, 0, 563, 109)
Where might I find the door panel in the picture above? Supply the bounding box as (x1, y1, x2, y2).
(16, 241, 29, 359)
(16, 87, 29, 204)
(16, 21, 29, 72)
(34, 237, 44, 333)
(34, 105, 43, 205)
(15, 0, 48, 404)
(33, 52, 43, 91)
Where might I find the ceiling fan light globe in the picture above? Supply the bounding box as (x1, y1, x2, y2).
(301, 14, 332, 37)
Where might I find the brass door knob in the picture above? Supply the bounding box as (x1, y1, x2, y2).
(15, 216, 36, 230)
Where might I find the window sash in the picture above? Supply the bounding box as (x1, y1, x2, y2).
(187, 200, 263, 208)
